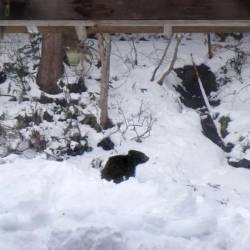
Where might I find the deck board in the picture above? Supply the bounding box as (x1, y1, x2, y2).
(0, 0, 250, 20)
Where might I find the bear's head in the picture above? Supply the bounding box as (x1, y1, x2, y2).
(128, 150, 149, 166)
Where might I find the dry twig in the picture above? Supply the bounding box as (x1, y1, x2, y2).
(151, 34, 174, 81)
(158, 34, 183, 85)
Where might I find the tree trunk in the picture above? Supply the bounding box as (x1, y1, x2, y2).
(97, 33, 112, 129)
(37, 32, 63, 95)
(207, 33, 213, 59)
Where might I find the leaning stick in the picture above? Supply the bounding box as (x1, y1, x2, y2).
(151, 33, 174, 81)
(191, 54, 225, 144)
(191, 54, 213, 116)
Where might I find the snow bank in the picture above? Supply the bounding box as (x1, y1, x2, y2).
(1, 34, 250, 249)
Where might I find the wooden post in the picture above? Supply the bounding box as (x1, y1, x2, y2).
(97, 33, 112, 129)
(37, 32, 63, 94)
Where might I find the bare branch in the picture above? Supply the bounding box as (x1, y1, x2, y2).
(158, 34, 183, 85)
(151, 34, 173, 81)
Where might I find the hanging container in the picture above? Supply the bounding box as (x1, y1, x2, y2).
(65, 47, 84, 67)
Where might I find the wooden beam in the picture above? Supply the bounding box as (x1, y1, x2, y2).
(0, 20, 95, 26)
(0, 26, 75, 33)
(173, 26, 250, 33)
(2, 25, 250, 34)
(88, 26, 163, 33)
(0, 26, 27, 33)
(0, 25, 164, 34)
(1, 20, 250, 27)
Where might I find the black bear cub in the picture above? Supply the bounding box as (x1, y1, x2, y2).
(101, 150, 149, 184)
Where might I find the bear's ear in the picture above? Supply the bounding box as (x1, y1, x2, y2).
(128, 150, 136, 156)
(128, 150, 149, 164)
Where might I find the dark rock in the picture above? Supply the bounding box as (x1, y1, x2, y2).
(97, 137, 114, 151)
(175, 85, 204, 109)
(140, 88, 148, 93)
(80, 114, 101, 132)
(16, 112, 42, 129)
(119, 36, 126, 41)
(39, 94, 54, 104)
(139, 37, 148, 41)
(29, 130, 46, 152)
(224, 143, 234, 153)
(0, 71, 7, 84)
(218, 76, 231, 86)
(66, 77, 87, 93)
(174, 64, 229, 153)
(8, 96, 29, 102)
(101, 150, 149, 183)
(43, 111, 53, 122)
(200, 113, 225, 150)
(65, 107, 79, 120)
(66, 143, 87, 156)
(201, 115, 233, 153)
(66, 137, 92, 157)
(4, 62, 29, 78)
(219, 116, 231, 139)
(39, 94, 78, 107)
(228, 158, 250, 169)
(210, 99, 221, 106)
(175, 64, 218, 109)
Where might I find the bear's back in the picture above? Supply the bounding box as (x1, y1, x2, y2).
(101, 155, 131, 183)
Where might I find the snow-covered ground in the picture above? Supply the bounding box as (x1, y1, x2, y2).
(1, 34, 250, 250)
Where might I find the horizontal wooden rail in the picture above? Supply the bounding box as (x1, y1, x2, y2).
(1, 20, 250, 34)
(1, 19, 250, 26)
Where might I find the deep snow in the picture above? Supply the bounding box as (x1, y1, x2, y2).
(1, 33, 250, 250)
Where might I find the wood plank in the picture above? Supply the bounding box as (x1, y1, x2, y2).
(0, 26, 163, 34)
(2, 25, 250, 34)
(173, 26, 250, 33)
(1, 20, 250, 27)
(89, 26, 163, 33)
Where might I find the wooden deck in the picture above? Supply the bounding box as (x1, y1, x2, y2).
(0, 0, 250, 33)
(0, 0, 250, 20)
